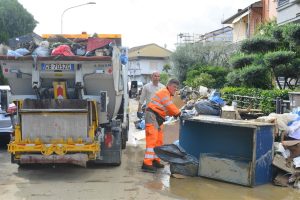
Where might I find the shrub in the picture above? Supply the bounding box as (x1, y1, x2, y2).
(264, 51, 296, 68)
(230, 54, 256, 69)
(239, 65, 272, 89)
(282, 23, 300, 46)
(184, 66, 229, 89)
(225, 70, 242, 87)
(193, 73, 216, 88)
(240, 37, 277, 54)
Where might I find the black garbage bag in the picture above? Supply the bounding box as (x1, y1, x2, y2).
(194, 100, 221, 116)
(154, 144, 198, 176)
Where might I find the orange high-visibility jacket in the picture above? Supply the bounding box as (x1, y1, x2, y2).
(147, 88, 180, 118)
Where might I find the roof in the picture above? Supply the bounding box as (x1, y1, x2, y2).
(222, 1, 262, 24)
(128, 43, 172, 59)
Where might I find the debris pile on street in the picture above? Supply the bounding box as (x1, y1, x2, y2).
(254, 112, 300, 188)
(179, 87, 225, 119)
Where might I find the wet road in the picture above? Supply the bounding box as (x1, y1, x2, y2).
(0, 99, 300, 200)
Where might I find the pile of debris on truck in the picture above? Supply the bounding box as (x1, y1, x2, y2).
(0, 32, 127, 62)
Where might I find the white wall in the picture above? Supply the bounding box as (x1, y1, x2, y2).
(233, 19, 248, 42)
(128, 58, 169, 84)
(277, 0, 300, 24)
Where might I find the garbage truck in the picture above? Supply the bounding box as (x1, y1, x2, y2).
(0, 38, 129, 167)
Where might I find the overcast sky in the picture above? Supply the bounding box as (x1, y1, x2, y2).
(18, 0, 256, 50)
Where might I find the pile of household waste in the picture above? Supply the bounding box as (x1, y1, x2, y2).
(180, 86, 225, 119)
(134, 86, 224, 130)
(0, 32, 128, 64)
(256, 112, 300, 188)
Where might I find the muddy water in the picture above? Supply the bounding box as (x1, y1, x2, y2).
(129, 99, 300, 200)
(124, 141, 300, 200)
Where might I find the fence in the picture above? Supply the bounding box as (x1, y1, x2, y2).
(232, 95, 290, 114)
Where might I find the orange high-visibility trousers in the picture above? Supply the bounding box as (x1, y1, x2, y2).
(143, 123, 164, 165)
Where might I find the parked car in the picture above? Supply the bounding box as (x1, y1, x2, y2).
(0, 86, 14, 144)
(128, 81, 143, 98)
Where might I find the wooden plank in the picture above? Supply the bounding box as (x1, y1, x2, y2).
(272, 154, 300, 173)
(188, 115, 273, 128)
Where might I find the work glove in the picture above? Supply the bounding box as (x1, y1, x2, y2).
(173, 112, 181, 120)
(137, 112, 144, 119)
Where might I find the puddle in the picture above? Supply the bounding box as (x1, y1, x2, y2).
(129, 99, 300, 199)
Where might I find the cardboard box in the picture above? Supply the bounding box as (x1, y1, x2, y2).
(172, 92, 185, 109)
(163, 120, 179, 144)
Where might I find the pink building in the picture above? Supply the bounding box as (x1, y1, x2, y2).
(222, 0, 277, 43)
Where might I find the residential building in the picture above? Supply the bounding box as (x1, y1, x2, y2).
(128, 44, 172, 84)
(262, 0, 277, 22)
(222, 1, 263, 42)
(197, 26, 233, 43)
(277, 0, 300, 24)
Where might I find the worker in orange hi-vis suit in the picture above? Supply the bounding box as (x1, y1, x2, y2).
(142, 79, 181, 173)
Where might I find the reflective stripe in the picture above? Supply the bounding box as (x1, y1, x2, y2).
(154, 155, 158, 159)
(161, 96, 169, 102)
(153, 95, 169, 103)
(146, 148, 154, 152)
(151, 101, 167, 112)
(163, 101, 172, 107)
(151, 100, 164, 108)
(153, 95, 161, 100)
(144, 154, 155, 159)
(150, 101, 167, 112)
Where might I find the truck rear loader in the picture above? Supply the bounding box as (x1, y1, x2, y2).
(0, 38, 129, 166)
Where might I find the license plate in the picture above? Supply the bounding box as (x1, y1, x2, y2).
(41, 63, 75, 71)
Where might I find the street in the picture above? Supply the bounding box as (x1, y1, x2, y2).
(0, 99, 299, 200)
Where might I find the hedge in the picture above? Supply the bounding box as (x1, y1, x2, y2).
(221, 87, 290, 114)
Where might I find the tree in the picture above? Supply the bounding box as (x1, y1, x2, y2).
(0, 0, 38, 44)
(227, 22, 300, 90)
(160, 72, 169, 85)
(264, 51, 298, 89)
(184, 66, 229, 89)
(162, 64, 171, 73)
(171, 42, 237, 83)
